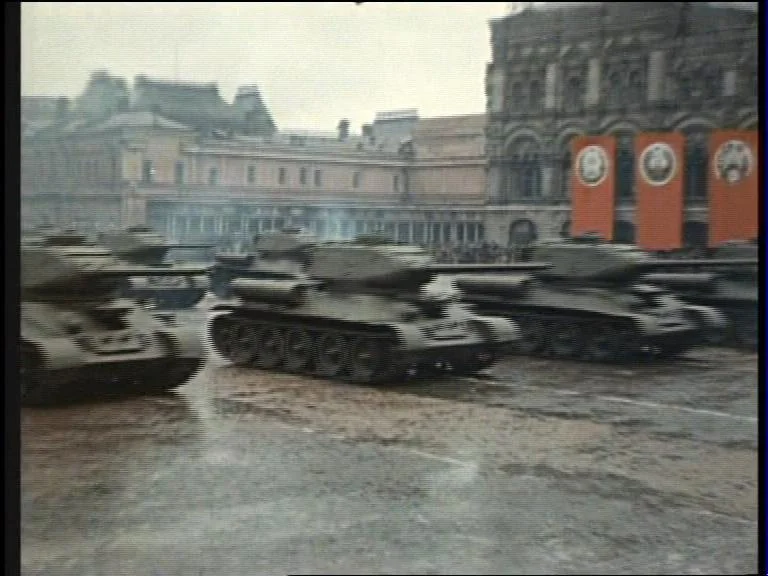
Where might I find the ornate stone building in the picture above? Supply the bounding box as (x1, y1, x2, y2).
(21, 105, 490, 248)
(485, 1, 758, 246)
(21, 4, 758, 249)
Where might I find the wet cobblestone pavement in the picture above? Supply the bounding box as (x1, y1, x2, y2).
(21, 312, 758, 575)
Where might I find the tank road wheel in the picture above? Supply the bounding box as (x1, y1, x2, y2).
(583, 325, 630, 363)
(347, 336, 392, 384)
(253, 326, 286, 369)
(284, 328, 314, 373)
(213, 320, 254, 364)
(514, 316, 547, 355)
(314, 332, 349, 378)
(547, 321, 583, 359)
(451, 348, 497, 375)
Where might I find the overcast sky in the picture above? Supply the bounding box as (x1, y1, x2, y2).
(22, 2, 511, 133)
(21, 2, 757, 133)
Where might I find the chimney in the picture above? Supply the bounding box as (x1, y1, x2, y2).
(337, 118, 350, 141)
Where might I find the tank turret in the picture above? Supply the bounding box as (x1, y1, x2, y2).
(640, 238, 758, 349)
(208, 228, 318, 298)
(207, 240, 523, 384)
(450, 235, 756, 361)
(95, 226, 214, 309)
(520, 235, 756, 282)
(20, 244, 206, 405)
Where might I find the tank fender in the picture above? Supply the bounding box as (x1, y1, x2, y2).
(25, 337, 85, 371)
(156, 326, 204, 359)
(627, 314, 697, 335)
(468, 315, 521, 344)
(681, 304, 729, 331)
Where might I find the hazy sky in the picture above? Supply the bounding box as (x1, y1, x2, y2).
(22, 2, 511, 132)
(21, 2, 758, 133)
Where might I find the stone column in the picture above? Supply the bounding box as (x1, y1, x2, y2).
(647, 50, 666, 103)
(545, 62, 560, 110)
(586, 58, 601, 108)
(487, 164, 504, 204)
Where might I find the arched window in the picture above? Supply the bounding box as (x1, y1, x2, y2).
(508, 219, 538, 247)
(510, 82, 523, 107)
(607, 71, 623, 106)
(615, 135, 634, 200)
(563, 76, 583, 112)
(703, 70, 720, 100)
(504, 138, 542, 203)
(529, 80, 542, 111)
(520, 158, 541, 199)
(685, 135, 708, 201)
(628, 69, 644, 103)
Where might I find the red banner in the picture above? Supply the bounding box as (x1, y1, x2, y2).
(570, 136, 616, 240)
(634, 132, 685, 251)
(708, 131, 759, 246)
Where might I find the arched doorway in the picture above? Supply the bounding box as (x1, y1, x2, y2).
(508, 219, 538, 246)
(613, 221, 635, 244)
(560, 219, 571, 238)
(683, 221, 708, 250)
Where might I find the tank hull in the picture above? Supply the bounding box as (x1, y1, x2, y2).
(207, 291, 520, 384)
(646, 277, 757, 350)
(455, 278, 713, 362)
(21, 302, 204, 405)
(121, 275, 211, 309)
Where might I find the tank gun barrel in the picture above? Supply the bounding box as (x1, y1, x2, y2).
(427, 263, 552, 275)
(96, 264, 211, 278)
(167, 244, 216, 249)
(644, 258, 757, 270)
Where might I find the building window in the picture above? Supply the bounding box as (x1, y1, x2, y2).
(703, 71, 720, 100)
(563, 76, 583, 112)
(300, 167, 308, 185)
(174, 161, 184, 185)
(529, 80, 542, 110)
(510, 81, 523, 109)
(352, 171, 361, 189)
(278, 167, 286, 185)
(247, 165, 256, 184)
(628, 69, 644, 101)
(519, 161, 541, 199)
(393, 174, 400, 192)
(606, 71, 622, 107)
(314, 169, 322, 187)
(142, 160, 154, 184)
(208, 166, 219, 186)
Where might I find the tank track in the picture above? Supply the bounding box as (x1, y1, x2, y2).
(20, 340, 203, 406)
(504, 312, 698, 363)
(208, 313, 501, 385)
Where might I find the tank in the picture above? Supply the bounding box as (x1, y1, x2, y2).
(452, 235, 756, 362)
(642, 240, 758, 349)
(207, 240, 523, 384)
(208, 228, 316, 298)
(96, 226, 214, 309)
(21, 242, 207, 406)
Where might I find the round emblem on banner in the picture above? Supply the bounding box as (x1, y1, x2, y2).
(639, 142, 677, 187)
(575, 145, 610, 187)
(714, 139, 753, 185)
